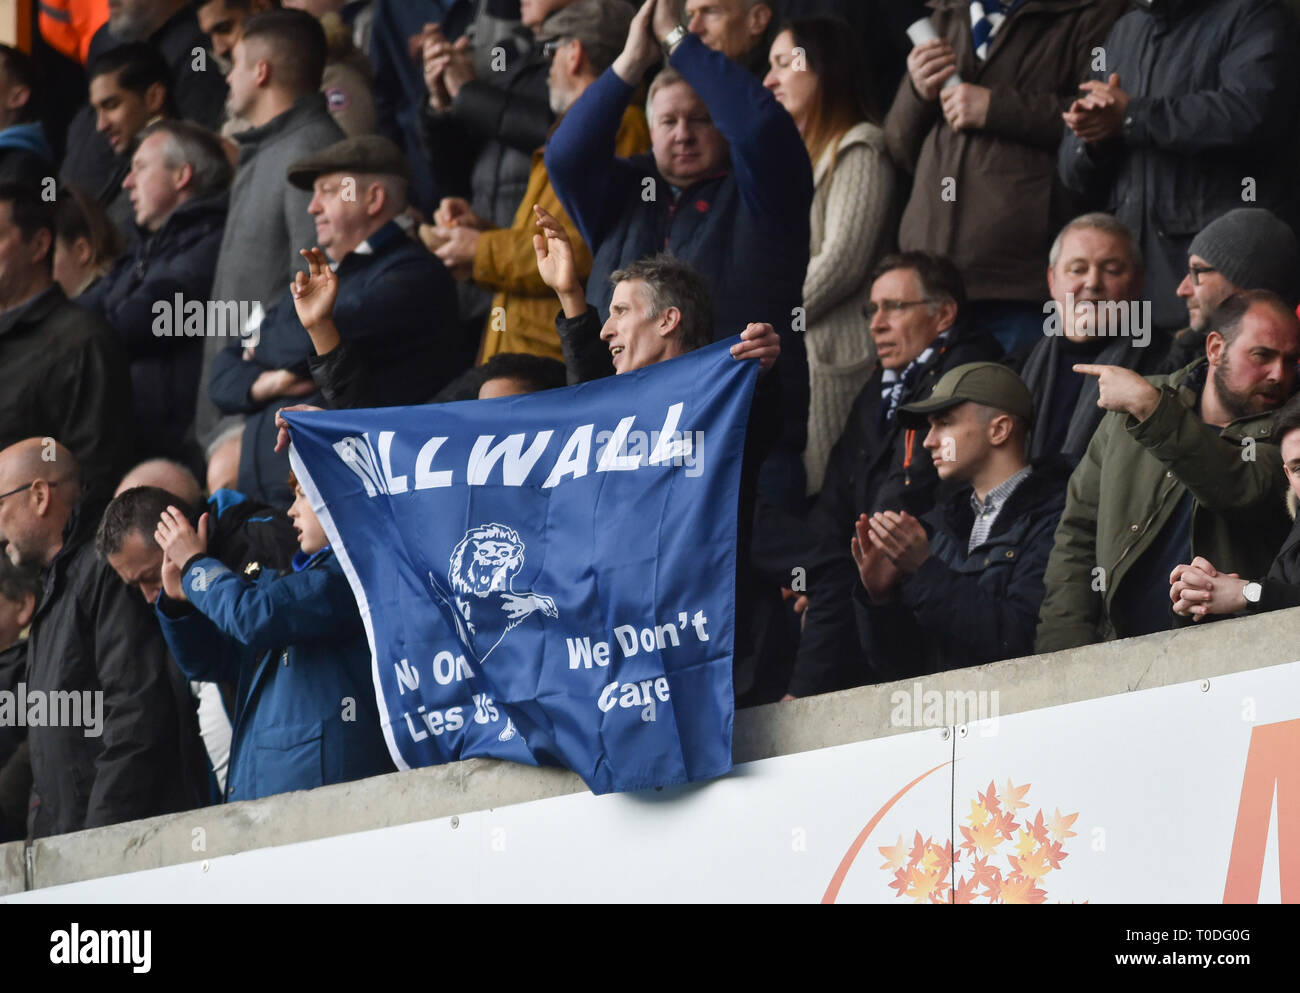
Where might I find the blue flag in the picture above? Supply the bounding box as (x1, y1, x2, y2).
(285, 340, 758, 794)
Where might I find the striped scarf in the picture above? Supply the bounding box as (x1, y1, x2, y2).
(970, 0, 1024, 60)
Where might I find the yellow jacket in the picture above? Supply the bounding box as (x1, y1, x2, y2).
(474, 105, 649, 363)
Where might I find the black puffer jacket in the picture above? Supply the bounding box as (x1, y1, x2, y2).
(26, 497, 205, 838)
(419, 44, 552, 230)
(79, 191, 228, 463)
(854, 457, 1071, 681)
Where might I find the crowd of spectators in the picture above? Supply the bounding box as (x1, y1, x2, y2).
(1, 0, 1299, 842)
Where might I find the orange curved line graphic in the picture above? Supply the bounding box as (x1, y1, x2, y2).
(821, 760, 953, 904)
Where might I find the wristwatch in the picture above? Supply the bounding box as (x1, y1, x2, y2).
(1243, 581, 1263, 607)
(662, 24, 689, 57)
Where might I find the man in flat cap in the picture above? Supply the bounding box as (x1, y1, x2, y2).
(849, 362, 1070, 680)
(208, 133, 458, 505)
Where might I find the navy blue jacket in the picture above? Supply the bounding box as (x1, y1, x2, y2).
(209, 220, 458, 506)
(80, 191, 228, 462)
(546, 34, 814, 506)
(853, 457, 1071, 681)
(157, 548, 395, 803)
(777, 323, 1005, 696)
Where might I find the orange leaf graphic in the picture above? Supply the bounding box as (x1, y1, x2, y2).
(906, 867, 945, 903)
(978, 780, 1001, 816)
(951, 873, 979, 904)
(1000, 874, 1047, 904)
(1047, 807, 1079, 843)
(1026, 808, 1049, 846)
(879, 834, 908, 871)
(1044, 839, 1069, 870)
(1000, 778, 1031, 814)
(1009, 847, 1052, 881)
(1015, 828, 1037, 858)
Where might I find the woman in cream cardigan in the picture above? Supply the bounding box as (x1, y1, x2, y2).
(765, 18, 896, 497)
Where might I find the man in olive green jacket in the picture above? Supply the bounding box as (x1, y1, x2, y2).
(1035, 291, 1300, 653)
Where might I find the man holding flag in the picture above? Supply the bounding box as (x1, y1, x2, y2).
(277, 208, 781, 794)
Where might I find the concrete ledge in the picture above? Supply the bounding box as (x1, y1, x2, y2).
(3, 606, 1297, 894)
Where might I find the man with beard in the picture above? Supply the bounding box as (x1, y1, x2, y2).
(1159, 208, 1300, 373)
(1035, 290, 1300, 652)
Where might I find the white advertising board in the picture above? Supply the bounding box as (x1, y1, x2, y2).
(6, 663, 1298, 903)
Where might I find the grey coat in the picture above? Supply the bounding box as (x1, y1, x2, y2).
(196, 94, 346, 448)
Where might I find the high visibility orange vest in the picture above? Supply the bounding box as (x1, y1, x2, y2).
(38, 0, 109, 65)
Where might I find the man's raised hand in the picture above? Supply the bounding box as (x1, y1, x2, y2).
(291, 247, 339, 332)
(866, 510, 929, 575)
(533, 203, 582, 297)
(1073, 363, 1160, 421)
(155, 507, 209, 574)
(614, 0, 663, 84)
(906, 37, 957, 102)
(730, 322, 780, 370)
(852, 513, 901, 600)
(274, 403, 324, 454)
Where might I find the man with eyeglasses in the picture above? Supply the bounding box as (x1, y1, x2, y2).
(0, 437, 206, 838)
(1160, 208, 1300, 373)
(779, 251, 1002, 698)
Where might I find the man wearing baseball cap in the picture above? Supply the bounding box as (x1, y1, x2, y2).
(208, 134, 458, 506)
(849, 362, 1070, 680)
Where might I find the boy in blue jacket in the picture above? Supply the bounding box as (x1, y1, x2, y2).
(153, 472, 395, 802)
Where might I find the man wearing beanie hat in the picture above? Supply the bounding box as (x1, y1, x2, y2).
(208, 134, 458, 507)
(849, 362, 1071, 679)
(1161, 208, 1300, 372)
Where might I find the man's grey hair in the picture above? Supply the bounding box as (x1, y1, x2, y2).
(1049, 212, 1143, 270)
(610, 252, 715, 353)
(138, 119, 233, 198)
(351, 171, 409, 214)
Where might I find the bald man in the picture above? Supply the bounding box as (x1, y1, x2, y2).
(0, 438, 205, 836)
(116, 458, 204, 506)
